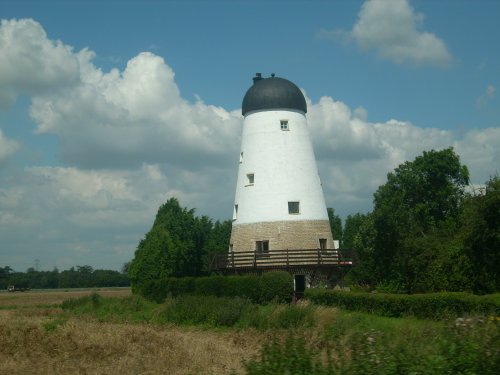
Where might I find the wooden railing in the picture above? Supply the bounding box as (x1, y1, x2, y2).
(209, 248, 354, 271)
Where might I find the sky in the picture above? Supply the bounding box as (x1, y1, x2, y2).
(1, 0, 499, 272)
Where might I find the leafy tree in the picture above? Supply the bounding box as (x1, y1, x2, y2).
(462, 176, 500, 293)
(327, 207, 343, 245)
(128, 225, 173, 291)
(202, 219, 232, 272)
(128, 198, 231, 292)
(346, 213, 377, 287)
(371, 148, 469, 292)
(0, 266, 14, 289)
(343, 213, 366, 250)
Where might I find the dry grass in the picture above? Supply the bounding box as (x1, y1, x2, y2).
(0, 289, 267, 374)
(0, 288, 131, 307)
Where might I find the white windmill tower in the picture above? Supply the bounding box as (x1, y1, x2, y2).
(229, 73, 334, 261)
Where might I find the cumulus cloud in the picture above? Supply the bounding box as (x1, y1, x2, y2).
(321, 0, 452, 66)
(0, 19, 80, 109)
(0, 129, 20, 164)
(28, 50, 242, 170)
(0, 163, 236, 270)
(28, 49, 242, 170)
(305, 95, 498, 216)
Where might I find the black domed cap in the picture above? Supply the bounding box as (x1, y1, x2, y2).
(242, 74, 307, 116)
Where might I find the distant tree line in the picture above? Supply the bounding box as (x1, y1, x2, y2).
(0, 265, 130, 289)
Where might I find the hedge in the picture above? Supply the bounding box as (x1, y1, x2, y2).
(137, 271, 293, 304)
(305, 289, 500, 319)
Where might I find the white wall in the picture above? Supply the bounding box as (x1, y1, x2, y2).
(233, 109, 329, 224)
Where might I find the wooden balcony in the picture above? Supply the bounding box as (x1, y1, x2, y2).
(209, 248, 354, 273)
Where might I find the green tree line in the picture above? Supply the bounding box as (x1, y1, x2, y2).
(0, 265, 130, 289)
(339, 148, 499, 294)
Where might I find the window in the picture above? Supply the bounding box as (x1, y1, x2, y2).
(256, 240, 269, 253)
(233, 204, 238, 220)
(280, 120, 289, 131)
(246, 173, 254, 185)
(319, 238, 327, 250)
(239, 152, 243, 163)
(288, 201, 300, 214)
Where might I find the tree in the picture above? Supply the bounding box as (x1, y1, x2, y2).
(128, 198, 231, 292)
(327, 208, 343, 245)
(128, 225, 173, 290)
(345, 213, 377, 287)
(202, 219, 232, 272)
(0, 266, 14, 289)
(462, 176, 500, 293)
(371, 148, 470, 292)
(343, 213, 366, 250)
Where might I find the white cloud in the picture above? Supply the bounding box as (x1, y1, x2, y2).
(0, 18, 80, 109)
(0, 163, 236, 270)
(305, 95, 497, 216)
(324, 0, 452, 66)
(28, 50, 242, 170)
(0, 129, 20, 163)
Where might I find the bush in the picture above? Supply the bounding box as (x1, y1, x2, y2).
(259, 271, 293, 304)
(305, 289, 500, 319)
(244, 312, 500, 375)
(160, 295, 256, 327)
(243, 335, 334, 375)
(137, 271, 293, 305)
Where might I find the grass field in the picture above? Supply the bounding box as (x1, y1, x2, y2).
(0, 288, 265, 374)
(1, 289, 498, 374)
(0, 287, 131, 307)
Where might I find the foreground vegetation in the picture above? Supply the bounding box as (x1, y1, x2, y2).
(60, 293, 500, 374)
(1, 289, 498, 374)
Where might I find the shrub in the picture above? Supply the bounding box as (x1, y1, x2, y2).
(243, 335, 334, 375)
(160, 295, 256, 327)
(137, 272, 293, 305)
(305, 289, 500, 319)
(258, 271, 293, 304)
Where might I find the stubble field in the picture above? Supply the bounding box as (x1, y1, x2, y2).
(0, 289, 264, 374)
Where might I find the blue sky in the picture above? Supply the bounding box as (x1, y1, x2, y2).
(1, 0, 499, 271)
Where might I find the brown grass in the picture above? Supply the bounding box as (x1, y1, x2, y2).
(0, 288, 131, 307)
(0, 289, 267, 374)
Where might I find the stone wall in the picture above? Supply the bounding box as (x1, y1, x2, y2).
(230, 220, 334, 252)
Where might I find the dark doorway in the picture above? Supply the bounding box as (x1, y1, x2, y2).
(294, 274, 306, 299)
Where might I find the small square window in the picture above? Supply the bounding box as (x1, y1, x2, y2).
(280, 120, 289, 131)
(288, 201, 300, 214)
(247, 173, 254, 185)
(256, 240, 269, 253)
